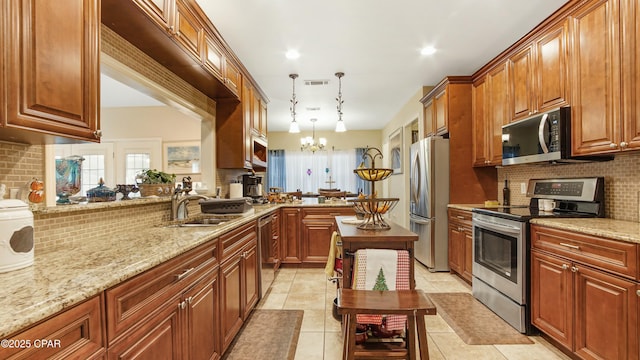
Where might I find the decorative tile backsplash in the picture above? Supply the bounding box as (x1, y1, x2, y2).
(498, 151, 640, 222)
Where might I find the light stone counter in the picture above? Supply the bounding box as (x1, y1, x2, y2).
(447, 204, 484, 212)
(530, 218, 640, 244)
(0, 200, 356, 338)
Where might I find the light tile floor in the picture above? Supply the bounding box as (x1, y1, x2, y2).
(256, 262, 572, 360)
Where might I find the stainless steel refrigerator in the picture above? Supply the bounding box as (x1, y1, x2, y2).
(409, 136, 449, 271)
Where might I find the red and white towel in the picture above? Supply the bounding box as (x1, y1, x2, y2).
(353, 249, 410, 331)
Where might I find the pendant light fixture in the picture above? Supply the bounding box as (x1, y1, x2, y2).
(335, 72, 347, 132)
(301, 118, 326, 153)
(288, 74, 300, 133)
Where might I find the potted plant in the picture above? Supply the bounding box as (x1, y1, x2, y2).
(136, 169, 176, 197)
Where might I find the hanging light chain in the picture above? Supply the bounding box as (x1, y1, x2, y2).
(289, 74, 298, 122)
(335, 72, 344, 121)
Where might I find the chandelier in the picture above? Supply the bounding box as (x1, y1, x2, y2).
(335, 72, 347, 132)
(301, 118, 326, 152)
(288, 73, 300, 133)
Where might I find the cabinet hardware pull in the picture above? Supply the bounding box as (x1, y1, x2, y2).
(609, 143, 618, 148)
(571, 266, 579, 273)
(620, 141, 628, 148)
(187, 296, 193, 304)
(179, 300, 186, 310)
(456, 216, 466, 220)
(175, 267, 195, 281)
(559, 242, 580, 250)
(93, 130, 102, 138)
(637, 290, 640, 297)
(562, 264, 569, 270)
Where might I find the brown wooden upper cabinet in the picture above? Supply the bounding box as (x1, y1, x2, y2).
(134, 0, 175, 32)
(224, 58, 242, 97)
(422, 87, 448, 137)
(173, 0, 203, 62)
(509, 19, 570, 122)
(472, 62, 508, 167)
(204, 34, 224, 81)
(1, 0, 100, 144)
(571, 0, 640, 155)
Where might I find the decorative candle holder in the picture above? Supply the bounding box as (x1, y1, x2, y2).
(116, 184, 139, 200)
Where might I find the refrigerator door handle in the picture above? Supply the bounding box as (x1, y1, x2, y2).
(409, 215, 431, 225)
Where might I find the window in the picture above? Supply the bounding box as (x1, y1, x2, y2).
(269, 149, 358, 194)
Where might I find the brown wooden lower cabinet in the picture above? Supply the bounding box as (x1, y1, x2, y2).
(280, 208, 301, 264)
(0, 295, 105, 360)
(300, 207, 355, 265)
(219, 225, 259, 353)
(531, 225, 639, 360)
(447, 208, 473, 283)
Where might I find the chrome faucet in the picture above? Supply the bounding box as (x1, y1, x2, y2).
(171, 186, 209, 221)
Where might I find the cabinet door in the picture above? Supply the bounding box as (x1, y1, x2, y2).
(134, 0, 174, 31)
(272, 211, 281, 270)
(487, 62, 508, 165)
(242, 240, 259, 319)
(301, 217, 335, 264)
(570, 0, 621, 155)
(573, 264, 637, 360)
(5, 0, 99, 142)
(107, 298, 182, 360)
(225, 59, 241, 96)
(423, 99, 435, 137)
(447, 223, 464, 275)
(472, 78, 490, 166)
(185, 269, 221, 360)
(281, 208, 301, 264)
(174, 0, 202, 62)
(203, 34, 223, 80)
(259, 99, 268, 138)
(241, 80, 252, 167)
(434, 87, 448, 135)
(251, 92, 260, 136)
(0, 296, 104, 360)
(536, 19, 570, 112)
(462, 227, 474, 283)
(621, 0, 640, 151)
(531, 250, 573, 351)
(220, 252, 243, 352)
(510, 45, 535, 121)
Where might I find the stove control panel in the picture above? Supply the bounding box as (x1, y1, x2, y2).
(526, 177, 603, 202)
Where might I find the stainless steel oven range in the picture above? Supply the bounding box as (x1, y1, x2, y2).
(471, 177, 604, 334)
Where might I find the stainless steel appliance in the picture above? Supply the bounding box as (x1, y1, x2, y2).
(409, 136, 449, 271)
(258, 213, 275, 298)
(502, 107, 611, 166)
(472, 177, 604, 333)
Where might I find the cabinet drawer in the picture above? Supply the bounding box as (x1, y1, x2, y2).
(448, 208, 472, 225)
(0, 295, 104, 360)
(531, 225, 639, 280)
(220, 221, 257, 261)
(105, 240, 218, 343)
(301, 207, 355, 219)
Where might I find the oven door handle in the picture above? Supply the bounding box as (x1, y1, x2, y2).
(473, 218, 521, 235)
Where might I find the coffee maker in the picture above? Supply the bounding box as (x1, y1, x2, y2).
(242, 174, 263, 202)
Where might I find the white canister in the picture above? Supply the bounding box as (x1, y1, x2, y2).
(0, 199, 34, 272)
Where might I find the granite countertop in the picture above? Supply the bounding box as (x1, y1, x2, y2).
(448, 203, 640, 244)
(530, 218, 640, 244)
(0, 200, 355, 338)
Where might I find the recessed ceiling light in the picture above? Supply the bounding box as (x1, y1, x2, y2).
(285, 49, 300, 59)
(420, 46, 437, 56)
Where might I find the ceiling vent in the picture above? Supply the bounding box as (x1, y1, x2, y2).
(304, 79, 329, 86)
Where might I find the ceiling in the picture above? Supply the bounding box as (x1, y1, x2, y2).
(102, 1, 569, 132)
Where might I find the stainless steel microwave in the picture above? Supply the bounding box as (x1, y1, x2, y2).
(502, 107, 571, 165)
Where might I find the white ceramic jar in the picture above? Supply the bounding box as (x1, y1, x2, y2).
(0, 199, 34, 272)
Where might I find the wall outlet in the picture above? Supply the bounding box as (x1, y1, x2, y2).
(520, 183, 527, 194)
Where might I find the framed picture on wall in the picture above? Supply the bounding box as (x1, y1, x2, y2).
(163, 141, 200, 174)
(389, 127, 403, 174)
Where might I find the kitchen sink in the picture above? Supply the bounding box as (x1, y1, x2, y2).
(163, 211, 250, 228)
